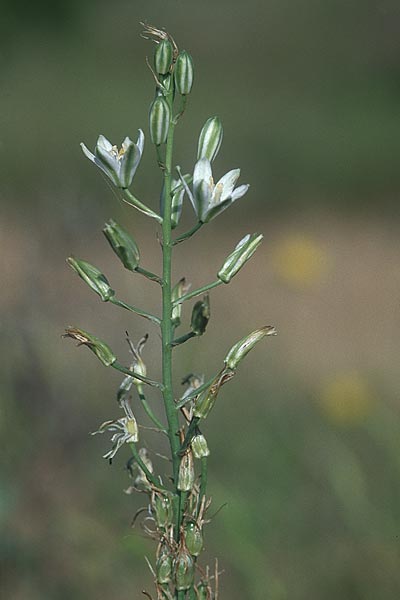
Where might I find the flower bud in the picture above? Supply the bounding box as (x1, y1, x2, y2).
(197, 116, 223, 163)
(63, 327, 116, 367)
(193, 369, 235, 420)
(173, 542, 195, 591)
(191, 433, 210, 459)
(190, 295, 210, 336)
(149, 96, 170, 145)
(217, 233, 263, 284)
(154, 39, 174, 74)
(174, 50, 194, 95)
(224, 326, 277, 370)
(171, 278, 191, 327)
(103, 219, 140, 271)
(152, 491, 174, 528)
(177, 449, 195, 492)
(184, 520, 203, 556)
(156, 545, 172, 584)
(67, 257, 114, 301)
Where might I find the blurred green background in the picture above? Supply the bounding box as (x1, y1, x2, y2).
(2, 0, 400, 598)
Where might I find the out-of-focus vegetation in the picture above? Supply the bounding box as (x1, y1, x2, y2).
(1, 1, 400, 598)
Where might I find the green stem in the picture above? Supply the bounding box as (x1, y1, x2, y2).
(172, 280, 222, 306)
(135, 266, 163, 285)
(129, 443, 166, 490)
(170, 331, 197, 347)
(112, 361, 163, 389)
(110, 297, 161, 326)
(138, 386, 167, 432)
(122, 189, 163, 223)
(160, 93, 182, 538)
(173, 221, 203, 245)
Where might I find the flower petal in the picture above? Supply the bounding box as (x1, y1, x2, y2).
(136, 129, 145, 155)
(193, 157, 212, 186)
(203, 197, 232, 222)
(216, 168, 240, 201)
(231, 183, 249, 201)
(119, 141, 142, 188)
(97, 135, 113, 152)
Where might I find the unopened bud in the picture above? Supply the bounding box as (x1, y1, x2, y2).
(67, 257, 114, 301)
(173, 542, 195, 591)
(217, 233, 263, 284)
(177, 449, 195, 492)
(224, 326, 277, 370)
(103, 219, 140, 271)
(191, 433, 210, 459)
(154, 39, 173, 74)
(149, 96, 170, 145)
(152, 491, 174, 528)
(190, 295, 210, 336)
(197, 116, 223, 162)
(63, 327, 116, 367)
(174, 50, 194, 95)
(184, 520, 203, 556)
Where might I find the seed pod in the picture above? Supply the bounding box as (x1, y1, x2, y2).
(190, 295, 210, 336)
(191, 433, 210, 459)
(173, 542, 195, 591)
(156, 550, 172, 584)
(149, 96, 170, 145)
(63, 327, 116, 367)
(103, 219, 140, 271)
(177, 449, 195, 492)
(171, 278, 191, 327)
(197, 116, 223, 163)
(67, 257, 114, 302)
(154, 39, 173, 74)
(152, 491, 174, 528)
(174, 50, 194, 95)
(217, 233, 263, 284)
(224, 325, 277, 370)
(184, 520, 203, 556)
(197, 581, 211, 599)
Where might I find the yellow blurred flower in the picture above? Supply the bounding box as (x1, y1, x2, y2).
(273, 234, 329, 286)
(319, 371, 374, 424)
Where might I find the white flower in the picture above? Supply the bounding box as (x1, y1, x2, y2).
(91, 397, 138, 461)
(179, 158, 249, 223)
(81, 130, 144, 188)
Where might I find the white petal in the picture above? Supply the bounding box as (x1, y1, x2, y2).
(97, 135, 113, 151)
(193, 157, 212, 185)
(136, 129, 145, 155)
(231, 183, 249, 201)
(216, 168, 240, 200)
(119, 141, 141, 188)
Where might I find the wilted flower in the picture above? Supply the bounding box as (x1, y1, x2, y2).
(224, 325, 277, 370)
(179, 158, 249, 223)
(92, 397, 139, 461)
(81, 130, 144, 188)
(118, 334, 149, 397)
(63, 327, 116, 367)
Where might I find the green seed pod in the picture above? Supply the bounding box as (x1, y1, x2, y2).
(174, 543, 195, 591)
(224, 325, 277, 370)
(177, 449, 195, 492)
(67, 257, 114, 302)
(156, 544, 173, 584)
(149, 96, 170, 145)
(184, 520, 203, 556)
(103, 219, 140, 271)
(197, 116, 223, 163)
(191, 433, 210, 459)
(193, 369, 235, 420)
(217, 233, 263, 284)
(174, 50, 194, 95)
(63, 327, 116, 367)
(154, 39, 174, 74)
(152, 491, 174, 528)
(171, 278, 191, 327)
(190, 295, 210, 336)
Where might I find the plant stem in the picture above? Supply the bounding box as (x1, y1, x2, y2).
(173, 221, 203, 245)
(110, 297, 161, 325)
(112, 361, 163, 389)
(122, 189, 163, 223)
(138, 387, 167, 432)
(172, 280, 222, 306)
(136, 266, 163, 285)
(170, 331, 197, 347)
(129, 443, 166, 490)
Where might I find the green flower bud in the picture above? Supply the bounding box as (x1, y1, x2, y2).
(184, 520, 203, 556)
(154, 39, 174, 74)
(174, 50, 194, 95)
(152, 491, 174, 528)
(67, 257, 114, 302)
(63, 327, 116, 367)
(193, 369, 235, 420)
(156, 548, 172, 584)
(197, 116, 223, 163)
(174, 543, 195, 591)
(217, 233, 263, 284)
(103, 219, 140, 271)
(177, 449, 195, 492)
(171, 278, 191, 327)
(224, 326, 277, 370)
(149, 96, 170, 145)
(190, 295, 210, 336)
(191, 433, 210, 459)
